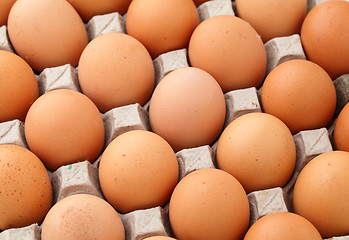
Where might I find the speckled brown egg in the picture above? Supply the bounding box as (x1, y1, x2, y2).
(0, 144, 52, 230)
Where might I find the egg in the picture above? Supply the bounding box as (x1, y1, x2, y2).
(169, 168, 250, 240)
(24, 89, 105, 171)
(235, 0, 307, 42)
(0, 0, 16, 26)
(188, 15, 267, 93)
(261, 59, 336, 134)
(293, 151, 349, 238)
(0, 50, 39, 123)
(243, 212, 322, 240)
(78, 32, 155, 113)
(334, 102, 349, 152)
(0, 144, 52, 230)
(41, 194, 125, 240)
(149, 67, 226, 152)
(193, 0, 211, 6)
(99, 130, 178, 213)
(66, 0, 132, 22)
(301, 0, 349, 79)
(7, 0, 88, 72)
(217, 112, 296, 193)
(126, 0, 199, 58)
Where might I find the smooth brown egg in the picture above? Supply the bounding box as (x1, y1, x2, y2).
(293, 151, 349, 238)
(0, 144, 52, 230)
(149, 67, 226, 152)
(0, 50, 38, 123)
(99, 130, 178, 213)
(78, 32, 155, 113)
(243, 212, 322, 240)
(301, 0, 349, 79)
(0, 0, 16, 26)
(126, 0, 199, 58)
(8, 0, 88, 72)
(188, 15, 267, 93)
(41, 194, 125, 240)
(236, 0, 307, 42)
(261, 59, 336, 134)
(66, 0, 132, 22)
(169, 168, 250, 240)
(24, 89, 105, 171)
(334, 102, 349, 152)
(217, 112, 296, 193)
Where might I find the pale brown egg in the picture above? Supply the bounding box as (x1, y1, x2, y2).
(169, 168, 250, 240)
(301, 0, 349, 79)
(7, 0, 88, 72)
(217, 112, 296, 193)
(99, 130, 178, 213)
(41, 194, 125, 240)
(126, 0, 199, 58)
(0, 0, 16, 26)
(334, 103, 349, 152)
(261, 59, 336, 134)
(78, 32, 155, 113)
(188, 15, 267, 93)
(149, 67, 226, 152)
(243, 212, 322, 240)
(293, 151, 349, 238)
(24, 89, 105, 171)
(0, 144, 52, 230)
(66, 0, 132, 22)
(236, 0, 307, 43)
(0, 50, 38, 123)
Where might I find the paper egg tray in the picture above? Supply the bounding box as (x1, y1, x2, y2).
(0, 0, 349, 239)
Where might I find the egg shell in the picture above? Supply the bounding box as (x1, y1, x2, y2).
(301, 0, 349, 79)
(126, 0, 200, 58)
(293, 151, 349, 238)
(261, 59, 336, 134)
(0, 144, 52, 230)
(243, 212, 322, 240)
(235, 0, 307, 42)
(78, 32, 155, 113)
(41, 194, 125, 240)
(334, 102, 349, 151)
(0, 50, 38, 123)
(7, 0, 88, 72)
(149, 67, 226, 152)
(0, 0, 16, 26)
(24, 89, 105, 171)
(169, 168, 250, 240)
(188, 15, 267, 93)
(99, 130, 179, 213)
(66, 0, 132, 22)
(217, 112, 296, 193)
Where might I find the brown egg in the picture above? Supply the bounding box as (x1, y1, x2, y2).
(149, 67, 226, 152)
(66, 0, 132, 22)
(193, 0, 211, 6)
(334, 103, 349, 152)
(8, 0, 88, 72)
(301, 0, 349, 79)
(293, 151, 349, 238)
(126, 0, 199, 58)
(236, 0, 307, 43)
(78, 32, 155, 113)
(0, 144, 52, 230)
(169, 168, 250, 240)
(217, 112, 296, 193)
(243, 212, 322, 240)
(41, 194, 125, 240)
(99, 130, 178, 213)
(24, 89, 105, 171)
(188, 15, 267, 93)
(261, 59, 336, 134)
(0, 0, 16, 26)
(0, 50, 38, 123)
